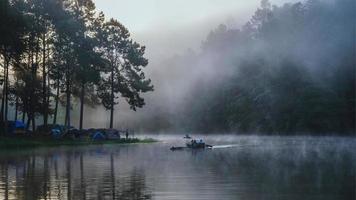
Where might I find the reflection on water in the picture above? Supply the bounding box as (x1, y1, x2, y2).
(0, 147, 152, 200)
(0, 136, 355, 200)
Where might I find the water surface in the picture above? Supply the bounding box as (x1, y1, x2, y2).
(0, 135, 355, 200)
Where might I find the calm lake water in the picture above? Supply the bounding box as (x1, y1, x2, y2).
(0, 135, 355, 200)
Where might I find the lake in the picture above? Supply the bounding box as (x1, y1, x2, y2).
(0, 135, 355, 200)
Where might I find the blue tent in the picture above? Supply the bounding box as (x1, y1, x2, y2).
(51, 128, 62, 138)
(7, 121, 26, 134)
(15, 121, 25, 129)
(92, 132, 106, 140)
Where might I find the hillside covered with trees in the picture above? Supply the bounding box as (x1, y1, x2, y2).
(149, 0, 355, 135)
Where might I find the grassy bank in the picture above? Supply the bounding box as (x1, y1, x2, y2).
(0, 136, 157, 149)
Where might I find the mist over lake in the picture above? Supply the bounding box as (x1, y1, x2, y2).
(0, 135, 355, 200)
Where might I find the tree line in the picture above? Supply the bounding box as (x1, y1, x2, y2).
(156, 0, 354, 134)
(0, 0, 153, 133)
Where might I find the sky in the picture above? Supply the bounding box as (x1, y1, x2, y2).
(93, 0, 298, 57)
(93, 0, 285, 56)
(94, 0, 260, 32)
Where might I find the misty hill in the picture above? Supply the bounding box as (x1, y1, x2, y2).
(141, 0, 355, 134)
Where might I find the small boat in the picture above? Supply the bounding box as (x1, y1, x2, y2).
(170, 139, 212, 151)
(186, 139, 212, 149)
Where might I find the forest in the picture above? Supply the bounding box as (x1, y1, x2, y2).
(146, 0, 355, 135)
(0, 0, 153, 133)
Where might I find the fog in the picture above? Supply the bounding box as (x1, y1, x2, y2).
(0, 135, 355, 199)
(84, 0, 355, 134)
(85, 0, 269, 129)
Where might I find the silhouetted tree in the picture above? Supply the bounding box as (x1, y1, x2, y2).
(98, 19, 153, 129)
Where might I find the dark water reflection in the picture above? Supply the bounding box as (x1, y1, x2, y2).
(0, 136, 354, 200)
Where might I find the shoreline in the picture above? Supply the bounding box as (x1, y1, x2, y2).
(0, 136, 157, 149)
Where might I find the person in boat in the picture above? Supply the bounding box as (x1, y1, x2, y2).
(192, 139, 204, 148)
(189, 139, 196, 147)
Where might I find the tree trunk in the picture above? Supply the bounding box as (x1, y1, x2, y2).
(53, 78, 59, 125)
(22, 110, 26, 123)
(110, 101, 114, 129)
(47, 72, 50, 121)
(22, 52, 31, 125)
(42, 33, 47, 126)
(26, 48, 34, 132)
(4, 59, 9, 122)
(65, 87, 71, 128)
(30, 39, 39, 132)
(32, 115, 36, 132)
(14, 59, 20, 122)
(109, 66, 114, 129)
(26, 114, 31, 131)
(65, 65, 71, 129)
(3, 58, 9, 134)
(0, 57, 6, 123)
(79, 83, 85, 130)
(64, 107, 68, 127)
(14, 96, 18, 121)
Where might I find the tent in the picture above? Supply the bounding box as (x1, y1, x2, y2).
(14, 121, 25, 129)
(92, 131, 106, 140)
(51, 128, 62, 138)
(7, 121, 26, 134)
